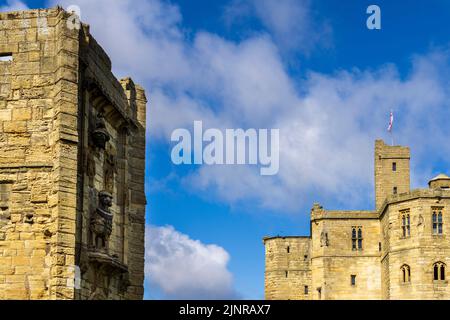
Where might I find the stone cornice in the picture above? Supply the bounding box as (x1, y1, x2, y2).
(311, 210, 378, 222)
(263, 236, 311, 244)
(378, 188, 450, 218)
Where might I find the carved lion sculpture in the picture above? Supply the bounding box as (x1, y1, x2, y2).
(90, 191, 113, 252)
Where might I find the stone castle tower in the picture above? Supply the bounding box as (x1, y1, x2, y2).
(264, 140, 450, 300)
(0, 8, 146, 299)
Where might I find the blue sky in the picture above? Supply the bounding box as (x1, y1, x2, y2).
(2, 0, 450, 299)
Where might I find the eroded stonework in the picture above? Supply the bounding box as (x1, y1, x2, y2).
(264, 140, 450, 300)
(0, 7, 146, 300)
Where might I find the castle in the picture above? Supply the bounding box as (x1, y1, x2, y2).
(0, 8, 146, 299)
(264, 140, 450, 300)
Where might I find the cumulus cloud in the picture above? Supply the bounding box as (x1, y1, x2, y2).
(48, 0, 450, 214)
(41, 0, 450, 301)
(145, 225, 238, 299)
(0, 0, 28, 11)
(183, 50, 450, 211)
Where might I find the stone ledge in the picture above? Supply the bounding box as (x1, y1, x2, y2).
(263, 236, 311, 244)
(87, 251, 128, 274)
(0, 162, 53, 169)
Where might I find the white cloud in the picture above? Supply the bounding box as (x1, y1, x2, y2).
(186, 51, 450, 211)
(48, 0, 450, 214)
(0, 0, 28, 11)
(42, 0, 450, 301)
(145, 225, 238, 299)
(224, 0, 332, 55)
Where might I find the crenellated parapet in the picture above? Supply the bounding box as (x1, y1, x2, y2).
(264, 139, 450, 300)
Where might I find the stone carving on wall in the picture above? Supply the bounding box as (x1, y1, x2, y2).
(118, 273, 130, 294)
(90, 191, 113, 253)
(418, 214, 424, 226)
(104, 152, 117, 194)
(86, 153, 96, 188)
(91, 111, 110, 150)
(417, 214, 424, 235)
(84, 251, 130, 300)
(89, 288, 107, 300)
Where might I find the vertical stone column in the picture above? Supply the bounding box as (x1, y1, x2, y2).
(49, 8, 80, 299)
(0, 7, 75, 300)
(125, 84, 146, 299)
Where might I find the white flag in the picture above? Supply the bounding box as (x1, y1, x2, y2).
(388, 111, 394, 132)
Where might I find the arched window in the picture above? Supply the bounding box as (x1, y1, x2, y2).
(433, 262, 446, 281)
(432, 210, 443, 235)
(401, 265, 411, 283)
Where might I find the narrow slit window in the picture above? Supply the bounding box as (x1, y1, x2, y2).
(393, 162, 397, 171)
(402, 215, 406, 237)
(357, 228, 363, 250)
(352, 228, 357, 250)
(351, 275, 356, 286)
(433, 212, 438, 234)
(393, 186, 398, 195)
(0, 53, 13, 62)
(304, 286, 309, 295)
(407, 215, 411, 236)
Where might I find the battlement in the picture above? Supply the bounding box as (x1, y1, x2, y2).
(311, 209, 378, 222)
(264, 236, 312, 300)
(379, 187, 450, 217)
(375, 139, 410, 158)
(264, 139, 450, 300)
(375, 140, 411, 210)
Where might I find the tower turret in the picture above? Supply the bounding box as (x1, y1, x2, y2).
(374, 140, 410, 210)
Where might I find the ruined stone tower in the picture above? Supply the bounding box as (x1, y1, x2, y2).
(0, 7, 146, 300)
